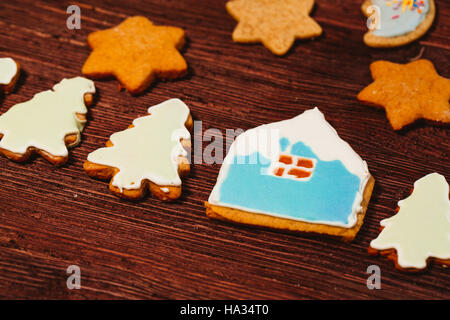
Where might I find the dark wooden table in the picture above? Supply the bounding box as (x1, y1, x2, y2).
(0, 0, 448, 300)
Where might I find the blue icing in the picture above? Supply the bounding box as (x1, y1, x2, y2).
(372, 0, 429, 37)
(280, 137, 290, 152)
(291, 141, 318, 159)
(219, 141, 361, 225)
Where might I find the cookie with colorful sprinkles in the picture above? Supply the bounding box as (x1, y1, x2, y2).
(362, 0, 435, 47)
(205, 108, 375, 242)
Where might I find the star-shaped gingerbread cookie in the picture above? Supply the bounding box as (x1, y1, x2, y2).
(82, 16, 187, 94)
(358, 59, 450, 130)
(226, 0, 322, 55)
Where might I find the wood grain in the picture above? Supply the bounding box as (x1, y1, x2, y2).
(0, 0, 449, 299)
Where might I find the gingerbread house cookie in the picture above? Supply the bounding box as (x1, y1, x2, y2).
(205, 108, 374, 242)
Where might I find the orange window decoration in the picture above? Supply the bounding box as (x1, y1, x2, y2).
(272, 154, 316, 181)
(296, 158, 314, 168)
(279, 155, 293, 165)
(287, 168, 312, 179)
(274, 167, 285, 177)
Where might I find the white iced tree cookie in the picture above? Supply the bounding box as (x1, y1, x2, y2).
(0, 57, 20, 94)
(370, 173, 450, 271)
(84, 98, 192, 201)
(0, 77, 95, 165)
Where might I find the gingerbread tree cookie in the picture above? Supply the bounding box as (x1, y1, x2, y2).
(226, 0, 322, 55)
(0, 57, 20, 94)
(358, 59, 450, 130)
(369, 173, 450, 271)
(82, 16, 187, 94)
(84, 99, 192, 201)
(0, 77, 95, 165)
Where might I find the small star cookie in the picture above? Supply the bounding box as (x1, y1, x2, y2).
(357, 59, 450, 130)
(0, 57, 20, 94)
(226, 0, 322, 55)
(82, 16, 187, 94)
